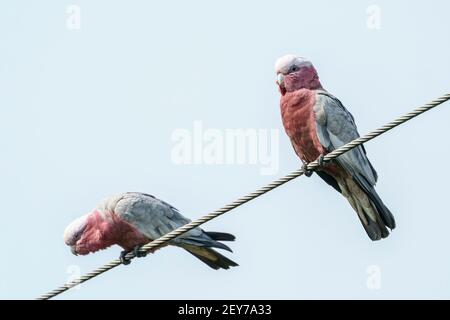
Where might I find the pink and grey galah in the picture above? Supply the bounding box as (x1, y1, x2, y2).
(275, 54, 396, 240)
(64, 192, 238, 269)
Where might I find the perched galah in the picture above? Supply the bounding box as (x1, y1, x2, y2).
(275, 54, 395, 240)
(64, 192, 238, 269)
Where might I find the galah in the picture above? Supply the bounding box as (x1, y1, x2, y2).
(275, 54, 395, 240)
(64, 192, 238, 269)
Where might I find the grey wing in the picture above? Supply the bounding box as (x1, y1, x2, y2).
(114, 192, 204, 244)
(314, 91, 378, 185)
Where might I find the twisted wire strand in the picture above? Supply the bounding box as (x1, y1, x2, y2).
(37, 93, 450, 300)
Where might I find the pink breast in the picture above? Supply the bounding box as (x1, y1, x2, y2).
(96, 211, 151, 251)
(280, 89, 325, 163)
(113, 218, 151, 251)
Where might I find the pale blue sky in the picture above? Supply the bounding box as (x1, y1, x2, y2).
(1, 0, 449, 299)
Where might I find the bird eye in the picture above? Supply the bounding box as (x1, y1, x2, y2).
(290, 65, 299, 72)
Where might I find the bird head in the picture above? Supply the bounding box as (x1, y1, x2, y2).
(63, 214, 89, 255)
(274, 54, 322, 94)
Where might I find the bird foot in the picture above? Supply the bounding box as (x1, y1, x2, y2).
(119, 246, 148, 265)
(302, 155, 328, 177)
(302, 162, 313, 177)
(119, 250, 132, 265)
(317, 154, 326, 166)
(133, 245, 147, 258)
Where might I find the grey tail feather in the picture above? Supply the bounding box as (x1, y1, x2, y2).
(205, 232, 236, 242)
(183, 245, 239, 270)
(180, 236, 233, 253)
(344, 173, 394, 241)
(357, 210, 390, 241)
(355, 173, 396, 230)
(321, 171, 395, 241)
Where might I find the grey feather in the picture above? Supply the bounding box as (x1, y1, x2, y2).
(314, 91, 395, 234)
(353, 174, 396, 229)
(314, 91, 378, 185)
(107, 192, 236, 250)
(183, 245, 239, 270)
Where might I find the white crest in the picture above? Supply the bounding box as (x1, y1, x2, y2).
(63, 214, 88, 244)
(274, 54, 312, 74)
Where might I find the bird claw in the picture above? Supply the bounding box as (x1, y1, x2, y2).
(119, 246, 148, 265)
(317, 154, 333, 167)
(302, 163, 313, 177)
(133, 245, 147, 258)
(318, 154, 325, 166)
(119, 250, 132, 265)
(302, 155, 328, 177)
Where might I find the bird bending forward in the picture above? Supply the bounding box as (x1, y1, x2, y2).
(64, 192, 238, 269)
(275, 54, 395, 240)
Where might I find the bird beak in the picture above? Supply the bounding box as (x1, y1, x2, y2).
(277, 73, 285, 88)
(70, 245, 78, 256)
(276, 73, 286, 95)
